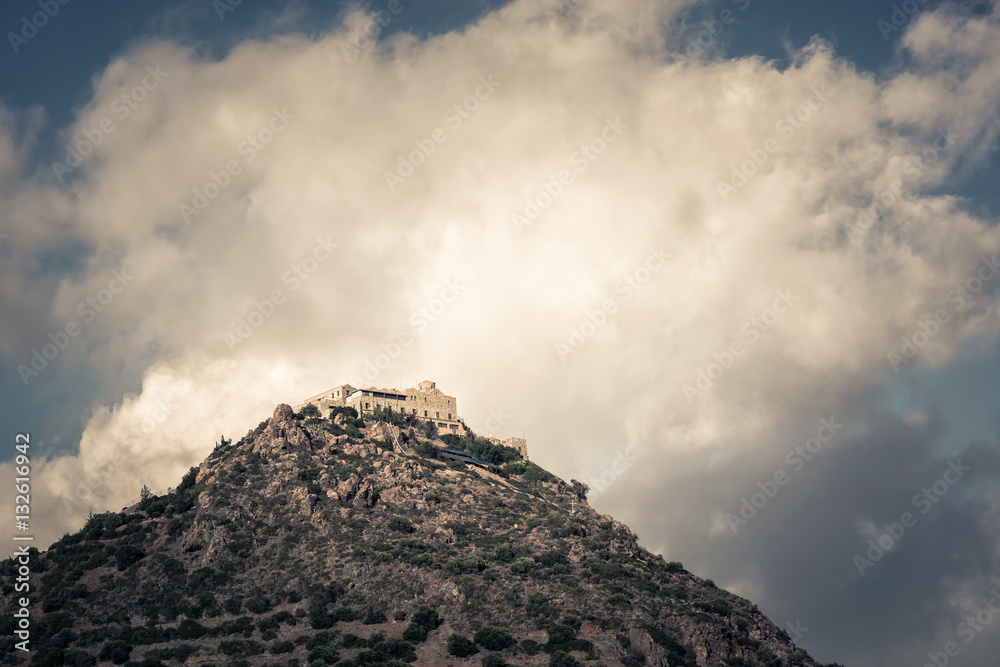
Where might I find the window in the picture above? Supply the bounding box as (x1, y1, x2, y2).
(436, 411, 440, 418)
(448, 413, 451, 419)
(424, 410, 428, 417)
(412, 409, 416, 415)
(366, 402, 370, 409)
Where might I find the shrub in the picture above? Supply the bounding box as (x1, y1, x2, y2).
(244, 595, 272, 614)
(402, 605, 442, 642)
(388, 516, 415, 533)
(307, 646, 339, 665)
(300, 404, 321, 418)
(98, 640, 133, 665)
(520, 639, 541, 655)
(363, 605, 387, 625)
(447, 634, 479, 658)
(371, 638, 416, 661)
(474, 626, 515, 652)
(549, 650, 582, 667)
(114, 545, 145, 571)
(510, 557, 534, 574)
(409, 553, 433, 567)
(547, 625, 577, 646)
(177, 466, 199, 492)
(63, 651, 97, 666)
(696, 599, 732, 617)
(270, 641, 295, 654)
(445, 555, 486, 575)
(482, 654, 507, 667)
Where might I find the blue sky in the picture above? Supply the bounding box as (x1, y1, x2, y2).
(4, 1, 1000, 666)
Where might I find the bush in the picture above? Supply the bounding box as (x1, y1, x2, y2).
(98, 640, 133, 664)
(445, 555, 486, 575)
(300, 404, 321, 418)
(307, 646, 339, 665)
(482, 654, 507, 667)
(547, 625, 577, 645)
(447, 633, 479, 658)
(388, 516, 415, 533)
(270, 641, 295, 654)
(402, 605, 441, 642)
(114, 545, 145, 571)
(696, 599, 733, 617)
(474, 627, 515, 652)
(63, 651, 97, 666)
(549, 650, 582, 667)
(363, 606, 387, 625)
(520, 639, 541, 655)
(177, 619, 206, 640)
(177, 466, 199, 492)
(510, 557, 534, 574)
(244, 595, 272, 614)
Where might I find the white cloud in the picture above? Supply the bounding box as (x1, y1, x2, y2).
(4, 2, 1000, 663)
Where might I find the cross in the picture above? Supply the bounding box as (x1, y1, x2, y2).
(570, 498, 576, 514)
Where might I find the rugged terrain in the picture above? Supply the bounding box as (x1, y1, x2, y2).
(0, 404, 843, 667)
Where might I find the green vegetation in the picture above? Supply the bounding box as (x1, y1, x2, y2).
(473, 626, 515, 652)
(447, 633, 479, 658)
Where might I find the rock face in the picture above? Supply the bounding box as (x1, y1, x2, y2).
(0, 404, 842, 667)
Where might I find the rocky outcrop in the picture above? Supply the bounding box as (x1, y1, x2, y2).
(0, 404, 838, 667)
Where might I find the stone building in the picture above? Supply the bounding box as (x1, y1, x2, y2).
(298, 379, 466, 436)
(488, 436, 529, 460)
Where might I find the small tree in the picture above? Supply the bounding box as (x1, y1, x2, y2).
(300, 403, 320, 419)
(447, 634, 479, 658)
(139, 484, 153, 509)
(570, 479, 589, 501)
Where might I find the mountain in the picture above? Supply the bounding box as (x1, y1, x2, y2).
(0, 404, 843, 667)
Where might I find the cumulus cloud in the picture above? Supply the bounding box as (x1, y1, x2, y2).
(4, 1, 1000, 664)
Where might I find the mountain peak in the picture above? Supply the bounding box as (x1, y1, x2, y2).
(0, 405, 838, 667)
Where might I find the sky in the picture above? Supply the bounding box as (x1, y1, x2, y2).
(3, 0, 1000, 665)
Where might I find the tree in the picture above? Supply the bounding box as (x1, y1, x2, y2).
(447, 634, 479, 658)
(139, 484, 153, 508)
(300, 403, 320, 418)
(474, 626, 515, 651)
(570, 479, 589, 501)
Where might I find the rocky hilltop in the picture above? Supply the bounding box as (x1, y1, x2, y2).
(0, 404, 843, 667)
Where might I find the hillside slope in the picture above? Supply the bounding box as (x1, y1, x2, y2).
(0, 404, 843, 667)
